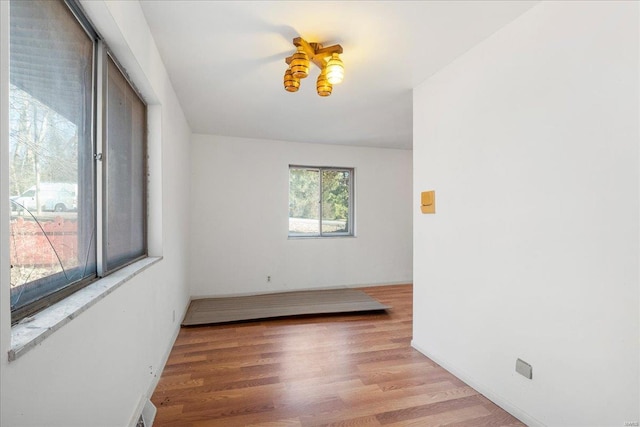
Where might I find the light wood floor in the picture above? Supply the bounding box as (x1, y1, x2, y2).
(151, 285, 525, 427)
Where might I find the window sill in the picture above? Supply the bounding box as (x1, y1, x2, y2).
(288, 235, 356, 240)
(8, 256, 162, 362)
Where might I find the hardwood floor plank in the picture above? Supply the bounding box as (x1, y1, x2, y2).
(151, 284, 525, 427)
(180, 398, 276, 421)
(316, 415, 382, 427)
(245, 419, 303, 427)
(154, 374, 204, 392)
(374, 393, 485, 424)
(383, 405, 492, 427)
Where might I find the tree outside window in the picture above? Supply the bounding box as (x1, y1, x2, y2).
(288, 166, 354, 237)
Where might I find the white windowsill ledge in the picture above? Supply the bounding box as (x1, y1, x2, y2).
(288, 235, 356, 240)
(9, 256, 162, 362)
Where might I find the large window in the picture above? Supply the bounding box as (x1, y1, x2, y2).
(9, 0, 147, 323)
(288, 166, 354, 237)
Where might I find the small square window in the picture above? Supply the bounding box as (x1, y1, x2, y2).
(288, 166, 354, 237)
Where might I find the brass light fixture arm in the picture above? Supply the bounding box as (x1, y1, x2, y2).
(285, 37, 343, 70)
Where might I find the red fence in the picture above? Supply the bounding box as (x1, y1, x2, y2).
(10, 217, 78, 267)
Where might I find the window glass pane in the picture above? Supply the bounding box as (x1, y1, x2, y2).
(9, 0, 96, 315)
(104, 57, 146, 271)
(288, 168, 320, 235)
(322, 170, 351, 234)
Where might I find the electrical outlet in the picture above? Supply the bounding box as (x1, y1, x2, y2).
(267, 276, 271, 282)
(516, 358, 532, 379)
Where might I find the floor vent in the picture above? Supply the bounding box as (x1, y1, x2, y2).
(136, 399, 157, 427)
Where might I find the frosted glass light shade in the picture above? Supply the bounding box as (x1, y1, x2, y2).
(325, 53, 344, 84)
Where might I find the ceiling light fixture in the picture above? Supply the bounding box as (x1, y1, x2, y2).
(290, 45, 309, 79)
(284, 68, 300, 92)
(284, 37, 344, 97)
(316, 68, 332, 97)
(325, 53, 344, 85)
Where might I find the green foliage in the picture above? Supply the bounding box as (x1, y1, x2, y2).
(322, 170, 350, 221)
(289, 168, 319, 219)
(289, 168, 351, 223)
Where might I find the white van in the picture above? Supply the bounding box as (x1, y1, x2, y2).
(11, 182, 77, 213)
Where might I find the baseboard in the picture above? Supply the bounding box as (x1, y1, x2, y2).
(347, 281, 413, 289)
(411, 341, 545, 427)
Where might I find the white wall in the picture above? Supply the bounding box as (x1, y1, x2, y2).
(0, 2, 191, 426)
(413, 2, 639, 426)
(189, 134, 412, 297)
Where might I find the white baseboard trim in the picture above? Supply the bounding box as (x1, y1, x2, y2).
(347, 281, 413, 288)
(411, 341, 545, 427)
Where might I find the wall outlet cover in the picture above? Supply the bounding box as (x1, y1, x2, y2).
(516, 358, 533, 379)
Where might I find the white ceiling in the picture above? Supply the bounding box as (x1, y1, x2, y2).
(140, 1, 538, 149)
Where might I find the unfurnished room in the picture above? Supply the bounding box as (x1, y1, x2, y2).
(0, 1, 638, 426)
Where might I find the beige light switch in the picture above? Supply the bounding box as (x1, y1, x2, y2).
(421, 190, 435, 214)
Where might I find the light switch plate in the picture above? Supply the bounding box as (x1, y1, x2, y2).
(420, 190, 435, 214)
(516, 358, 533, 379)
